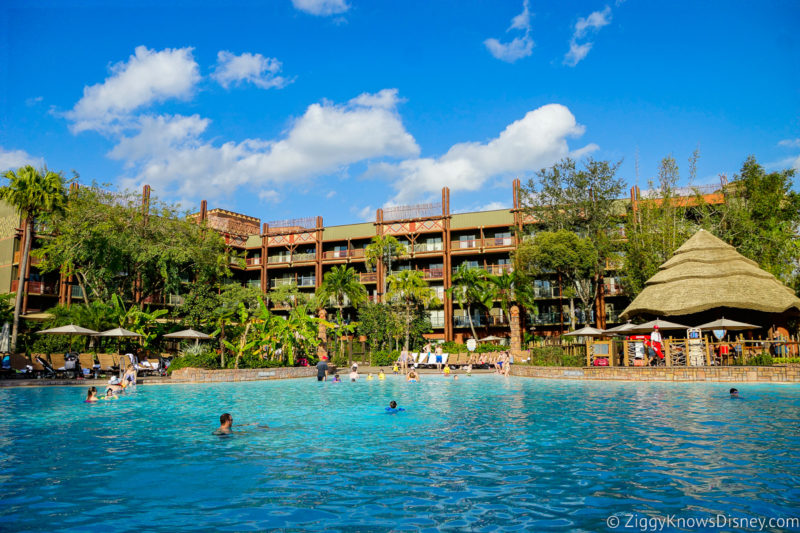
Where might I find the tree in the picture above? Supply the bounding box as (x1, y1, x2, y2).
(0, 165, 68, 351)
(446, 264, 489, 339)
(520, 157, 625, 327)
(365, 234, 407, 302)
(515, 230, 597, 329)
(36, 185, 230, 307)
(386, 270, 438, 355)
(623, 154, 701, 297)
(316, 265, 367, 364)
(268, 282, 312, 309)
(485, 270, 516, 335)
(711, 156, 800, 287)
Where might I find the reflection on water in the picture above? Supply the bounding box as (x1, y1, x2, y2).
(1, 376, 799, 531)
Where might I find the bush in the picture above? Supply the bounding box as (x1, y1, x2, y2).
(168, 346, 220, 373)
(732, 351, 774, 366)
(529, 346, 583, 367)
(439, 341, 505, 354)
(773, 357, 800, 364)
(371, 350, 400, 367)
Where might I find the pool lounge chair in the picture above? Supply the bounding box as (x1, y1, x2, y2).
(50, 353, 81, 379)
(96, 353, 120, 376)
(35, 356, 60, 378)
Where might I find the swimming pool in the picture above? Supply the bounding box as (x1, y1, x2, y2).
(1, 376, 799, 531)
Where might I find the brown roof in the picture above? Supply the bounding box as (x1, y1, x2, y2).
(621, 229, 800, 318)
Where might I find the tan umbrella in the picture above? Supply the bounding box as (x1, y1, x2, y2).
(163, 328, 212, 346)
(563, 326, 605, 337)
(626, 318, 689, 334)
(37, 324, 99, 335)
(695, 318, 759, 331)
(95, 327, 142, 338)
(603, 322, 636, 335)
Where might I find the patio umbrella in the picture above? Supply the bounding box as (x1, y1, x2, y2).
(480, 335, 505, 343)
(563, 326, 605, 337)
(163, 328, 212, 346)
(695, 318, 759, 331)
(626, 318, 689, 334)
(95, 327, 142, 338)
(37, 324, 100, 335)
(603, 322, 636, 335)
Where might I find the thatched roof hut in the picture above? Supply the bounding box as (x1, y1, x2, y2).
(621, 229, 800, 320)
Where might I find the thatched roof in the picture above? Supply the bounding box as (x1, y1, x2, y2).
(621, 229, 800, 318)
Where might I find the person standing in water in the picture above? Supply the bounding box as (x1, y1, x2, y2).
(214, 413, 233, 435)
(316, 356, 329, 382)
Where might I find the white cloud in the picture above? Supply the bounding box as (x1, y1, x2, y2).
(778, 138, 800, 148)
(259, 190, 280, 203)
(0, 147, 44, 171)
(326, 191, 336, 199)
(379, 103, 596, 203)
(109, 89, 419, 198)
(212, 51, 292, 90)
(484, 0, 534, 63)
(354, 205, 374, 221)
(65, 46, 200, 133)
(292, 0, 349, 16)
(564, 6, 612, 66)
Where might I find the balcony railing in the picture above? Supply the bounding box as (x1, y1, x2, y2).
(484, 264, 513, 275)
(268, 255, 291, 264)
(419, 268, 443, 279)
(168, 294, 185, 306)
(484, 236, 513, 248)
(414, 242, 444, 253)
(529, 312, 561, 325)
(603, 285, 625, 296)
(11, 280, 58, 295)
(323, 250, 350, 259)
(246, 257, 262, 266)
(451, 239, 480, 250)
(360, 272, 378, 283)
(293, 253, 316, 263)
(270, 278, 294, 288)
(532, 286, 562, 299)
(298, 276, 316, 287)
(430, 316, 445, 328)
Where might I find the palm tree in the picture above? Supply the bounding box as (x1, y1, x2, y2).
(485, 270, 516, 335)
(365, 234, 407, 302)
(386, 270, 438, 355)
(316, 265, 367, 362)
(0, 166, 67, 351)
(447, 264, 489, 340)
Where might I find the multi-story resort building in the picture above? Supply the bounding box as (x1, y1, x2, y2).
(0, 179, 725, 341)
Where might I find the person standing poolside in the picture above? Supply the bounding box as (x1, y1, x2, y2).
(465, 364, 472, 376)
(650, 325, 664, 360)
(214, 413, 233, 435)
(316, 356, 329, 382)
(435, 345, 443, 371)
(503, 353, 511, 377)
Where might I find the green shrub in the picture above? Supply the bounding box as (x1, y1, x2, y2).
(168, 346, 220, 373)
(732, 351, 774, 366)
(773, 357, 800, 364)
(529, 346, 583, 367)
(370, 350, 400, 367)
(439, 341, 505, 354)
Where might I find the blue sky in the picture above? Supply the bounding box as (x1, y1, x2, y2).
(1, 0, 798, 225)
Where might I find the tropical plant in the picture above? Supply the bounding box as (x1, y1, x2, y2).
(447, 264, 489, 339)
(365, 234, 407, 302)
(316, 265, 367, 360)
(0, 165, 68, 351)
(386, 270, 438, 353)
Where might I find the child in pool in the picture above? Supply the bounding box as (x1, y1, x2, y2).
(392, 364, 399, 374)
(443, 364, 451, 376)
(385, 400, 405, 413)
(85, 387, 98, 403)
(367, 373, 374, 380)
(333, 374, 341, 382)
(378, 369, 385, 380)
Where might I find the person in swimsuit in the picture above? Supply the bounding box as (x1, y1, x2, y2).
(435, 345, 443, 371)
(349, 365, 359, 382)
(378, 369, 386, 380)
(442, 364, 451, 376)
(407, 370, 420, 382)
(85, 387, 98, 402)
(214, 413, 233, 435)
(385, 400, 405, 413)
(730, 388, 739, 398)
(316, 356, 328, 382)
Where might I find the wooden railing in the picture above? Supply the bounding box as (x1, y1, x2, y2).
(11, 280, 58, 295)
(360, 272, 378, 283)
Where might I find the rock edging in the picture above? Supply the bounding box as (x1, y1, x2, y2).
(170, 366, 315, 383)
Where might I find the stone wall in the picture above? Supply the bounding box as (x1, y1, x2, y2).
(170, 366, 315, 383)
(510, 365, 800, 383)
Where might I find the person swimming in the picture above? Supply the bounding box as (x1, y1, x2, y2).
(378, 369, 385, 380)
(385, 400, 405, 413)
(730, 388, 740, 398)
(85, 386, 98, 403)
(366, 373, 374, 380)
(407, 370, 419, 383)
(214, 413, 233, 435)
(333, 374, 341, 383)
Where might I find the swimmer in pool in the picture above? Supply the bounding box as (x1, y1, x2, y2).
(407, 370, 420, 383)
(730, 388, 739, 398)
(333, 374, 341, 383)
(366, 373, 374, 380)
(85, 387, 98, 402)
(214, 413, 233, 435)
(442, 364, 451, 376)
(385, 400, 405, 413)
(378, 369, 385, 380)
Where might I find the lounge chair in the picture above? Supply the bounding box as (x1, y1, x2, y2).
(50, 353, 81, 379)
(79, 353, 100, 378)
(35, 356, 59, 378)
(96, 353, 120, 375)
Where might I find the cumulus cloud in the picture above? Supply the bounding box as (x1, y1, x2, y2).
(259, 190, 280, 203)
(109, 89, 419, 198)
(292, 0, 349, 16)
(484, 0, 534, 63)
(65, 46, 200, 133)
(564, 6, 612, 66)
(212, 51, 292, 90)
(778, 138, 800, 148)
(0, 147, 44, 171)
(379, 104, 596, 203)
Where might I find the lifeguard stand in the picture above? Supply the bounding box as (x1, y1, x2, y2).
(687, 327, 704, 366)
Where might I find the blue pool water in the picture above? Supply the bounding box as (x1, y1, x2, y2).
(1, 375, 800, 531)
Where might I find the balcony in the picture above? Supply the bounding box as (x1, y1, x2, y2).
(168, 294, 185, 306)
(529, 312, 561, 325)
(484, 264, 513, 275)
(270, 278, 294, 288)
(484, 236, 513, 248)
(11, 280, 58, 295)
(297, 276, 316, 288)
(268, 255, 291, 264)
(360, 272, 378, 283)
(429, 315, 445, 328)
(419, 268, 443, 279)
(323, 250, 350, 259)
(245, 256, 262, 266)
(454, 315, 485, 328)
(414, 241, 443, 253)
(533, 286, 562, 299)
(451, 239, 480, 251)
(13, 251, 42, 267)
(293, 253, 316, 263)
(603, 285, 625, 296)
